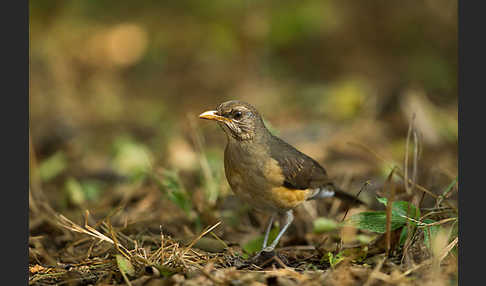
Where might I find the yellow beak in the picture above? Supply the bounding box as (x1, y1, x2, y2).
(199, 110, 232, 123)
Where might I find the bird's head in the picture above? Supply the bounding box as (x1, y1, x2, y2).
(199, 100, 266, 141)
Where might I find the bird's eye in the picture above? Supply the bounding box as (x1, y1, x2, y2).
(233, 111, 243, 120)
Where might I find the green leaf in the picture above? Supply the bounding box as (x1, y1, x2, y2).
(313, 217, 339, 233)
(65, 178, 85, 206)
(376, 197, 420, 219)
(443, 177, 458, 194)
(112, 137, 152, 180)
(204, 150, 224, 205)
(399, 226, 409, 246)
(39, 151, 67, 182)
(422, 219, 441, 249)
(356, 234, 374, 244)
(115, 255, 135, 277)
(80, 180, 103, 201)
(376, 197, 387, 205)
(159, 170, 192, 214)
(167, 191, 192, 213)
(439, 177, 458, 200)
(242, 226, 279, 254)
(327, 252, 345, 269)
(346, 211, 406, 233)
(151, 265, 180, 278)
(152, 170, 202, 229)
(347, 198, 421, 234)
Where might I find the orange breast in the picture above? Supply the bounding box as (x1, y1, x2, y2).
(224, 148, 311, 211)
(267, 186, 311, 210)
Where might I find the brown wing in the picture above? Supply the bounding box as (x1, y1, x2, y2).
(268, 136, 331, 190)
(268, 136, 365, 205)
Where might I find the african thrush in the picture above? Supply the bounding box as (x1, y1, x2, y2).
(199, 100, 363, 252)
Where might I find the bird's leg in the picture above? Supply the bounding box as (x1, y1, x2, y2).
(262, 213, 275, 249)
(263, 210, 294, 252)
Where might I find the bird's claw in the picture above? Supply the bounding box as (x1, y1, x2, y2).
(262, 246, 275, 253)
(250, 248, 276, 265)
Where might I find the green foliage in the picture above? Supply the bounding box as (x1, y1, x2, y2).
(377, 197, 421, 218)
(269, 1, 335, 48)
(320, 79, 368, 120)
(156, 170, 192, 215)
(203, 150, 224, 205)
(347, 211, 403, 234)
(356, 234, 374, 244)
(152, 265, 179, 278)
(322, 252, 345, 269)
(115, 255, 135, 277)
(399, 226, 409, 246)
(422, 219, 441, 250)
(242, 226, 279, 255)
(444, 177, 458, 193)
(152, 169, 202, 229)
(347, 197, 456, 250)
(439, 177, 458, 200)
(80, 180, 104, 201)
(112, 136, 152, 181)
(29, 1, 458, 284)
(64, 177, 105, 206)
(346, 197, 420, 234)
(313, 217, 338, 233)
(65, 177, 86, 206)
(39, 151, 67, 182)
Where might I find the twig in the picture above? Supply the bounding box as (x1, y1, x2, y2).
(340, 181, 370, 224)
(57, 212, 132, 258)
(210, 231, 229, 250)
(403, 121, 421, 265)
(363, 255, 386, 286)
(412, 126, 420, 201)
(384, 168, 397, 257)
(440, 237, 458, 262)
(119, 266, 133, 286)
(437, 177, 458, 207)
(348, 141, 458, 213)
(404, 113, 414, 195)
(187, 114, 219, 205)
(107, 217, 132, 260)
(193, 263, 225, 285)
(396, 259, 432, 280)
(336, 181, 370, 253)
(182, 221, 222, 257)
(348, 142, 437, 198)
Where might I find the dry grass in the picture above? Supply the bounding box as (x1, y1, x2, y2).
(29, 81, 457, 286)
(29, 139, 458, 285)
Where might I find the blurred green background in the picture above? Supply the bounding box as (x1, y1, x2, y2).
(30, 0, 457, 243)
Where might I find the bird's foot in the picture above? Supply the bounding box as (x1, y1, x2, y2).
(249, 248, 276, 265)
(236, 248, 277, 269)
(250, 246, 292, 268)
(250, 247, 290, 269)
(262, 246, 275, 253)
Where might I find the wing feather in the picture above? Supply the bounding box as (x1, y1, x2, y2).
(268, 136, 331, 190)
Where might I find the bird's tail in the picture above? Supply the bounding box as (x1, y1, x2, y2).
(310, 183, 366, 206)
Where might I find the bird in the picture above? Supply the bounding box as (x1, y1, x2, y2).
(199, 100, 363, 253)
